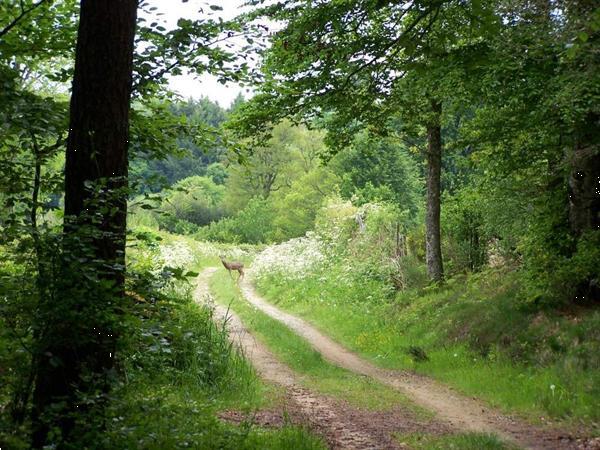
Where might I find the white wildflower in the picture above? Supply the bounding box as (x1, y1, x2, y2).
(252, 234, 325, 281)
(158, 242, 194, 269)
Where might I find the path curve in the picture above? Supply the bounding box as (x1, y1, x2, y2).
(239, 276, 584, 450)
(195, 268, 416, 450)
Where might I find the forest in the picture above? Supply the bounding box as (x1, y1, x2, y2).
(0, 0, 598, 449)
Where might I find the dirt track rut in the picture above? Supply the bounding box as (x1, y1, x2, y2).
(196, 268, 424, 449)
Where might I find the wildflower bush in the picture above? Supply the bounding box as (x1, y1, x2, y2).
(253, 197, 427, 291)
(319, 198, 425, 288)
(159, 241, 196, 269)
(252, 232, 326, 281)
(313, 197, 358, 248)
(134, 232, 253, 273)
(250, 197, 358, 284)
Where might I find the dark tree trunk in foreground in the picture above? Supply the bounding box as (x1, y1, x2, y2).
(31, 0, 137, 447)
(425, 99, 444, 282)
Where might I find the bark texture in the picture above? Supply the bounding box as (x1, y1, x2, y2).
(31, 1, 137, 447)
(568, 140, 600, 237)
(425, 100, 444, 282)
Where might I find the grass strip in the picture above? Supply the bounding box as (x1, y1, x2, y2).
(395, 432, 519, 450)
(210, 270, 430, 416)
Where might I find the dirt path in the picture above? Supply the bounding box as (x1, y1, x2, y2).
(238, 276, 587, 450)
(194, 268, 447, 450)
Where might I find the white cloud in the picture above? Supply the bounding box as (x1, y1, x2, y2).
(167, 71, 252, 108)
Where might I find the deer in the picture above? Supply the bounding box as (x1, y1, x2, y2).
(219, 255, 245, 281)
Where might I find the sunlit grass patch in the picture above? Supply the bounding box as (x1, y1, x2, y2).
(395, 432, 519, 450)
(255, 267, 600, 429)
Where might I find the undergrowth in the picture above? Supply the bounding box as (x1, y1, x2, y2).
(98, 279, 323, 449)
(0, 232, 325, 449)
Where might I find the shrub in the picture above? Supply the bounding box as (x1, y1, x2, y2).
(160, 176, 226, 228)
(523, 230, 600, 305)
(252, 233, 326, 280)
(315, 199, 426, 289)
(442, 189, 489, 275)
(199, 197, 275, 244)
(250, 198, 428, 291)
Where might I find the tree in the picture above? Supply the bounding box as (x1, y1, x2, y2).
(332, 132, 422, 229)
(130, 97, 229, 192)
(271, 167, 339, 239)
(425, 99, 444, 281)
(160, 176, 226, 228)
(0, 0, 263, 446)
(31, 1, 138, 446)
(225, 121, 299, 210)
(228, 92, 246, 114)
(234, 0, 496, 282)
(0, 0, 76, 435)
(459, 0, 600, 301)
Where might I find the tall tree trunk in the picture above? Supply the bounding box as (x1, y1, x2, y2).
(564, 0, 599, 237)
(31, 0, 137, 447)
(425, 99, 444, 282)
(568, 141, 600, 237)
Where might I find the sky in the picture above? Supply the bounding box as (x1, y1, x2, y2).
(144, 0, 254, 108)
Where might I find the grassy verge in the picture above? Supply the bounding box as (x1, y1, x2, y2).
(395, 432, 518, 450)
(255, 266, 600, 431)
(102, 284, 324, 450)
(209, 269, 428, 415)
(102, 233, 327, 450)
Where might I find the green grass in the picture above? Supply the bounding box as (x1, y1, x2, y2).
(395, 432, 518, 450)
(255, 266, 600, 431)
(209, 270, 429, 415)
(101, 267, 327, 450)
(104, 380, 325, 450)
(45, 231, 323, 450)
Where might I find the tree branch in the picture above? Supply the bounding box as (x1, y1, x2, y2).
(0, 0, 49, 40)
(29, 131, 41, 231)
(338, 3, 445, 92)
(132, 32, 247, 94)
